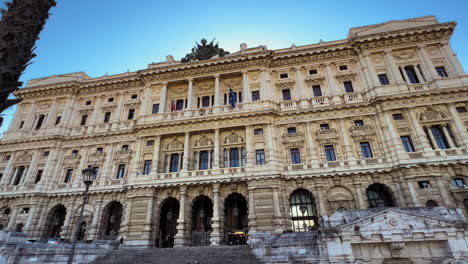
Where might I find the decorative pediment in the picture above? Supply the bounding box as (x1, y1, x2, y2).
(420, 109, 448, 121)
(166, 139, 184, 151)
(335, 71, 357, 82)
(282, 132, 304, 143)
(224, 133, 244, 144)
(78, 106, 94, 113)
(124, 98, 141, 106)
(101, 102, 117, 110)
(275, 79, 295, 89)
(394, 51, 416, 61)
(88, 152, 106, 163)
(194, 135, 213, 147)
(63, 154, 81, 166)
(304, 75, 326, 85)
(113, 149, 132, 161)
(327, 186, 354, 202)
(16, 152, 32, 163)
(315, 128, 339, 139)
(349, 125, 375, 138)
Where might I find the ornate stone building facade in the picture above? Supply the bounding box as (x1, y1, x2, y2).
(0, 16, 468, 263)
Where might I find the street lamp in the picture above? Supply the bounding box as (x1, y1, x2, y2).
(67, 165, 95, 264)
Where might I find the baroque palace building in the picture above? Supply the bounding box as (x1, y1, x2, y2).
(0, 15, 468, 262)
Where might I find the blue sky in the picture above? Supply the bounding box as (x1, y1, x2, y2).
(1, 0, 467, 136)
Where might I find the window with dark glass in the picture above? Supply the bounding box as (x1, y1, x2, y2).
(254, 128, 263, 135)
(92, 167, 99, 180)
(131, 94, 138, 99)
(282, 89, 292, 100)
(343, 81, 354, 93)
(121, 145, 129, 151)
(435, 66, 448, 78)
(35, 115, 45, 130)
(404, 66, 420, 84)
(64, 169, 73, 183)
(392, 113, 404, 120)
(80, 115, 88, 126)
(169, 153, 180, 172)
(400, 136, 415, 152)
(85, 101, 92, 105)
(360, 142, 373, 158)
(312, 85, 322, 97)
(378, 74, 390, 85)
(290, 148, 301, 164)
(339, 65, 348, 71)
(142, 160, 152, 175)
(430, 125, 449, 149)
(320, 123, 330, 130)
(309, 69, 318, 75)
(252, 91, 260, 101)
(128, 109, 135, 120)
(72, 150, 79, 156)
(324, 145, 336, 161)
(451, 178, 465, 188)
(152, 104, 159, 114)
(229, 148, 240, 167)
(255, 149, 265, 165)
(34, 170, 43, 184)
(19, 121, 24, 129)
(0, 173, 3, 182)
(289, 189, 317, 232)
(103, 112, 111, 123)
(12, 166, 25, 185)
(176, 99, 184, 111)
(55, 116, 61, 125)
(116, 164, 125, 179)
(199, 151, 209, 170)
(456, 106, 467, 113)
(287, 127, 296, 134)
(108, 97, 114, 102)
(354, 120, 364, 127)
(418, 181, 431, 189)
(147, 140, 154, 146)
(202, 96, 210, 107)
(280, 73, 289, 79)
(44, 151, 49, 157)
(366, 184, 394, 208)
(96, 147, 103, 153)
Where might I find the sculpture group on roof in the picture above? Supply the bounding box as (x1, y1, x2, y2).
(181, 38, 230, 63)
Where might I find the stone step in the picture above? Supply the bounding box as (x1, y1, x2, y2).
(94, 245, 263, 264)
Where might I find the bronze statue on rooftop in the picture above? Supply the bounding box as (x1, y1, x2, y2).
(181, 38, 230, 63)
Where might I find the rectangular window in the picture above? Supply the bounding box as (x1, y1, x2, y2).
(354, 120, 364, 127)
(360, 142, 373, 158)
(309, 69, 318, 75)
(128, 109, 135, 120)
(96, 147, 103, 153)
(404, 66, 420, 84)
(116, 164, 125, 179)
(418, 181, 431, 189)
(199, 151, 209, 170)
(378, 74, 390, 85)
(131, 94, 138, 99)
(256, 149, 266, 165)
(435, 66, 448, 78)
(290, 148, 301, 164)
(170, 153, 180, 172)
(85, 100, 92, 105)
(152, 103, 160, 114)
(430, 125, 449, 149)
(252, 91, 260, 101)
(201, 96, 210, 107)
(19, 121, 24, 129)
(35, 115, 45, 130)
(64, 169, 73, 183)
(175, 99, 184, 111)
(147, 140, 154, 146)
(142, 160, 152, 175)
(343, 81, 354, 93)
(451, 178, 465, 188)
(324, 145, 336, 161)
(81, 115, 88, 126)
(92, 167, 99, 180)
(72, 150, 79, 156)
(312, 85, 322, 97)
(103, 112, 111, 123)
(339, 65, 348, 71)
(55, 116, 61, 125)
(122, 145, 129, 151)
(392, 113, 404, 120)
(254, 128, 263, 135)
(34, 170, 43, 184)
(13, 166, 25, 185)
(43, 151, 50, 157)
(0, 173, 2, 182)
(280, 73, 289, 79)
(108, 97, 114, 102)
(400, 136, 415, 152)
(282, 89, 291, 100)
(229, 148, 240, 167)
(287, 127, 297, 134)
(456, 106, 467, 113)
(320, 123, 330, 130)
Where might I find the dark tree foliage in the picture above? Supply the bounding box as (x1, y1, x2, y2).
(0, 0, 56, 126)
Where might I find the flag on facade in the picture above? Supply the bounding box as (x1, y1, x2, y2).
(171, 100, 176, 111)
(229, 87, 236, 108)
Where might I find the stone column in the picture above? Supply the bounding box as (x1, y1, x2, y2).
(24, 151, 40, 184)
(440, 42, 465, 76)
(245, 126, 253, 167)
(426, 126, 439, 149)
(112, 92, 125, 123)
(88, 202, 103, 240)
(407, 181, 421, 206)
(265, 124, 278, 166)
(353, 182, 366, 209)
(151, 136, 162, 174)
(174, 186, 187, 247)
(24, 207, 36, 232)
(316, 184, 327, 217)
(259, 68, 270, 101)
(436, 178, 455, 207)
(362, 52, 380, 86)
(210, 184, 221, 245)
(143, 196, 155, 246)
(131, 138, 144, 176)
(181, 132, 190, 172)
(295, 67, 307, 106)
(272, 185, 283, 233)
(338, 119, 356, 164)
(242, 71, 251, 103)
(1, 156, 15, 185)
(122, 198, 133, 239)
(304, 122, 319, 167)
(60, 204, 75, 239)
(214, 75, 221, 107)
(25, 102, 38, 130)
(7, 208, 19, 230)
(324, 63, 340, 104)
(187, 79, 194, 110)
(159, 82, 168, 113)
(383, 50, 405, 83)
(416, 45, 439, 80)
(89, 96, 103, 125)
(247, 184, 257, 232)
(45, 100, 58, 127)
(140, 85, 153, 116)
(213, 129, 220, 169)
(442, 125, 456, 148)
(383, 112, 406, 158)
(448, 105, 468, 147)
(413, 64, 426, 83)
(408, 110, 434, 153)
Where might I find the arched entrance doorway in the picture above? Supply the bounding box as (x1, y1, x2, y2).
(100, 201, 123, 239)
(289, 189, 317, 232)
(366, 183, 394, 208)
(158, 197, 179, 248)
(224, 193, 248, 245)
(191, 195, 213, 246)
(45, 205, 67, 239)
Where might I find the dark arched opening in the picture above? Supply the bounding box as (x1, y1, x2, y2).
(366, 183, 394, 208)
(289, 189, 318, 232)
(224, 193, 248, 245)
(101, 201, 123, 239)
(426, 200, 438, 207)
(191, 195, 213, 246)
(158, 197, 179, 248)
(15, 223, 24, 232)
(45, 205, 67, 239)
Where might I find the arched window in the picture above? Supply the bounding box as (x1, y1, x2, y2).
(366, 183, 394, 208)
(289, 189, 317, 232)
(426, 200, 438, 207)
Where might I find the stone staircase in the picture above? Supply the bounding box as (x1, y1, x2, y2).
(94, 245, 263, 264)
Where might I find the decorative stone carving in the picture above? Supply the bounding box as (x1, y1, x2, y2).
(304, 75, 326, 85)
(88, 152, 106, 163)
(394, 50, 416, 61)
(181, 38, 230, 63)
(420, 109, 447, 121)
(194, 135, 213, 147)
(335, 71, 357, 81)
(166, 139, 184, 151)
(113, 149, 132, 161)
(63, 154, 81, 166)
(349, 125, 375, 139)
(275, 79, 295, 89)
(224, 133, 244, 144)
